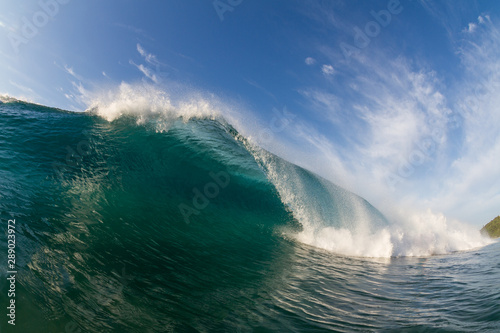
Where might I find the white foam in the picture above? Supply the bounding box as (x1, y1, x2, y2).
(388, 209, 491, 257)
(84, 82, 227, 126)
(295, 227, 394, 258)
(249, 144, 493, 258)
(0, 94, 30, 104)
(295, 199, 492, 258)
(312, 208, 492, 258)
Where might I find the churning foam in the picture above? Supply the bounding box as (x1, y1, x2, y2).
(249, 144, 492, 258)
(297, 199, 491, 258)
(388, 209, 492, 257)
(294, 195, 491, 258)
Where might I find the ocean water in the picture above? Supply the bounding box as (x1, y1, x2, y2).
(0, 98, 499, 332)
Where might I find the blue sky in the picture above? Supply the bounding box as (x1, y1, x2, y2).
(1, 0, 500, 226)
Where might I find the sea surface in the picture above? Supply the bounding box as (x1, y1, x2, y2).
(0, 99, 499, 332)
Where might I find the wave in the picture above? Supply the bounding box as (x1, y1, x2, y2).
(0, 88, 492, 258)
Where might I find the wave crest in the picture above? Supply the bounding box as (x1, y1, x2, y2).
(85, 82, 222, 124)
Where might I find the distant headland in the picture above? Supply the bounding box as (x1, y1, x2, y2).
(481, 216, 500, 238)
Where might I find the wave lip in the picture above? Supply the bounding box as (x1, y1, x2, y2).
(85, 83, 224, 125)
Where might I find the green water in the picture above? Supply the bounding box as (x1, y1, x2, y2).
(0, 100, 499, 332)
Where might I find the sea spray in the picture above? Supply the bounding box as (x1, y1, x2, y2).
(388, 209, 492, 257)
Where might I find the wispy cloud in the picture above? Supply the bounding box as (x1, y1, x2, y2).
(296, 59, 450, 205)
(131, 44, 170, 84)
(129, 60, 159, 84)
(137, 43, 159, 66)
(9, 80, 34, 94)
(115, 23, 154, 40)
(435, 16, 500, 223)
(51, 61, 91, 110)
(243, 78, 277, 101)
(64, 66, 75, 76)
(63, 65, 83, 80)
(290, 9, 500, 225)
(298, 89, 344, 126)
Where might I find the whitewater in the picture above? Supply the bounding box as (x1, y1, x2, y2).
(0, 90, 498, 332)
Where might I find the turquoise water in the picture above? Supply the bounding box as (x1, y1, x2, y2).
(0, 100, 499, 332)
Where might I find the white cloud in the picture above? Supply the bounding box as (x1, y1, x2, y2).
(49, 62, 90, 110)
(463, 22, 477, 33)
(63, 65, 84, 81)
(478, 15, 486, 24)
(137, 43, 159, 66)
(132, 44, 168, 84)
(464, 16, 490, 33)
(64, 65, 75, 76)
(63, 81, 91, 109)
(305, 57, 316, 65)
(321, 64, 335, 75)
(71, 81, 87, 97)
(129, 60, 159, 84)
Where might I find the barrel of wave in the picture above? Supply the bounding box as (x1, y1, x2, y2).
(248, 146, 393, 257)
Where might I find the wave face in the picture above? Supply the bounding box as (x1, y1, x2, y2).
(0, 96, 491, 258)
(1, 97, 498, 332)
